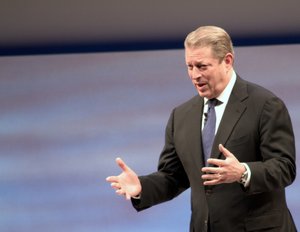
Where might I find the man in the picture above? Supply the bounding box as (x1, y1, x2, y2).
(106, 26, 297, 231)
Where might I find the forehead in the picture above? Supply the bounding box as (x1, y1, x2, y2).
(185, 46, 215, 62)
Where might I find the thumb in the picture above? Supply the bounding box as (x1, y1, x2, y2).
(116, 157, 129, 172)
(125, 192, 131, 200)
(218, 144, 233, 158)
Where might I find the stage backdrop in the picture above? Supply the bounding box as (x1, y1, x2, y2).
(0, 44, 299, 232)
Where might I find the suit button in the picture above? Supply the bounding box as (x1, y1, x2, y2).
(205, 189, 213, 196)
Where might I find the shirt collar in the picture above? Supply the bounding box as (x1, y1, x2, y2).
(204, 70, 237, 105)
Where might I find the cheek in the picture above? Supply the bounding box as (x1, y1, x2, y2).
(206, 74, 219, 91)
(187, 70, 193, 79)
(206, 73, 215, 85)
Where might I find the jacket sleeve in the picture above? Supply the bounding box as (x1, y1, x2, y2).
(246, 96, 296, 194)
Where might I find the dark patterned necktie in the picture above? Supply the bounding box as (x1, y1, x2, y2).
(202, 99, 218, 166)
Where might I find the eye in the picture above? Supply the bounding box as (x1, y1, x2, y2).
(196, 64, 208, 71)
(187, 64, 193, 70)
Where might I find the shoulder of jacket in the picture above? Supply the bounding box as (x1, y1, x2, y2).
(175, 95, 202, 111)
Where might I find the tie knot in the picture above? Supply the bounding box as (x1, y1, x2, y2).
(208, 98, 218, 108)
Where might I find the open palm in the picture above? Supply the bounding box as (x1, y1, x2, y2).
(106, 158, 142, 200)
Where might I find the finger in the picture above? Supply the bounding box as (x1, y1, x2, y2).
(202, 167, 220, 174)
(206, 158, 226, 167)
(203, 179, 220, 185)
(106, 176, 118, 183)
(203, 174, 223, 184)
(202, 173, 220, 180)
(219, 144, 233, 158)
(125, 192, 131, 200)
(115, 188, 131, 200)
(116, 189, 125, 196)
(116, 157, 129, 172)
(111, 182, 120, 190)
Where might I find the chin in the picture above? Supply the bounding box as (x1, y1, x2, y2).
(197, 90, 208, 98)
(198, 92, 207, 98)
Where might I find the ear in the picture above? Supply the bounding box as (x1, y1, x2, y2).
(224, 52, 234, 67)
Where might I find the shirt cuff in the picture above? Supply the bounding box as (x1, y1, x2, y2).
(241, 163, 251, 187)
(132, 194, 141, 199)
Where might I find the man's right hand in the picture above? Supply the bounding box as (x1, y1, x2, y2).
(106, 158, 142, 200)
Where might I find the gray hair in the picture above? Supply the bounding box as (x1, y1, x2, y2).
(184, 26, 234, 62)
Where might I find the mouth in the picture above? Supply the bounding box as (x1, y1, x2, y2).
(195, 82, 207, 90)
(197, 82, 206, 87)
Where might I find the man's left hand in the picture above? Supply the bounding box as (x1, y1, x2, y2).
(201, 144, 245, 185)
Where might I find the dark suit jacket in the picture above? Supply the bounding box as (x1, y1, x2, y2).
(132, 76, 297, 232)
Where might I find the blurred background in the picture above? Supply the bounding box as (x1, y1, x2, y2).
(0, 1, 300, 231)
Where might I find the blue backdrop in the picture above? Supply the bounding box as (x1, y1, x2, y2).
(0, 44, 299, 231)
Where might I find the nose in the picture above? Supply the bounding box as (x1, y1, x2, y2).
(191, 68, 202, 80)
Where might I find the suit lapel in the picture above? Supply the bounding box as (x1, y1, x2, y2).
(185, 96, 205, 167)
(210, 77, 248, 160)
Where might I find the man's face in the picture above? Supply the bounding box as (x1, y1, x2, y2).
(185, 46, 233, 99)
